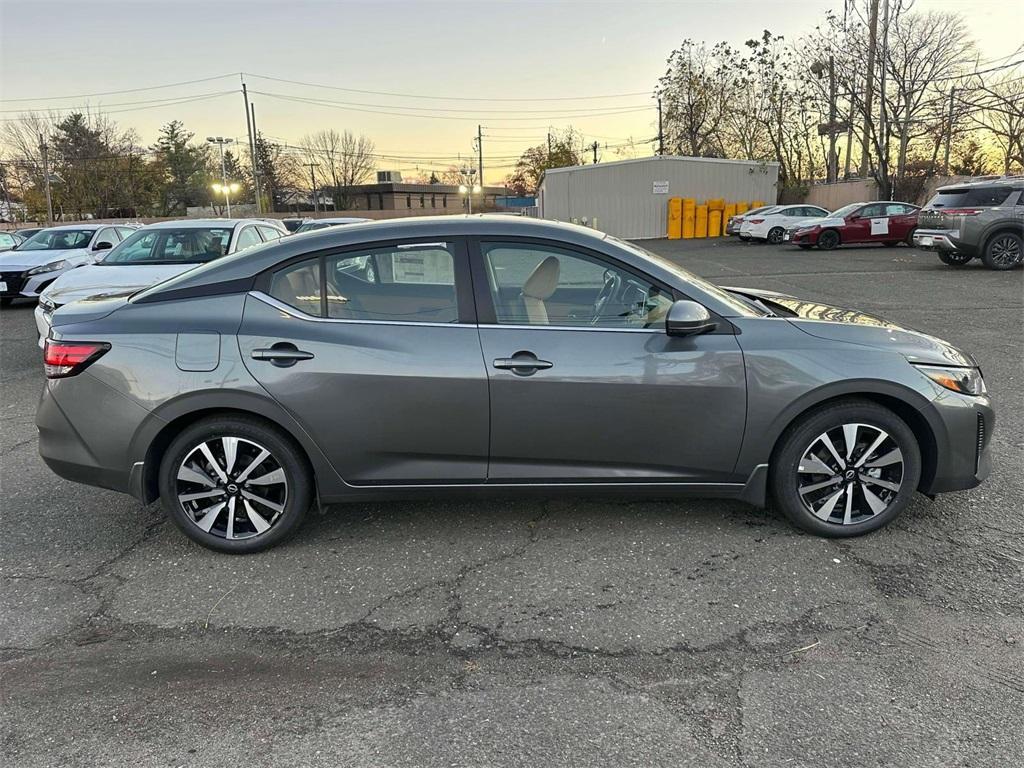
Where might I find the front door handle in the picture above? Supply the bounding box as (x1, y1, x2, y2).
(493, 351, 553, 376)
(251, 343, 314, 367)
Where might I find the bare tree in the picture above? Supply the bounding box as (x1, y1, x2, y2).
(970, 72, 1024, 174)
(302, 130, 375, 209)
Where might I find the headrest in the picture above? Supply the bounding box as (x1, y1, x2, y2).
(522, 256, 560, 300)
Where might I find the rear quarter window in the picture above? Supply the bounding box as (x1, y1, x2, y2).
(927, 187, 1013, 208)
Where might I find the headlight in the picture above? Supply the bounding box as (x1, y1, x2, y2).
(914, 364, 986, 395)
(27, 259, 68, 276)
(39, 295, 57, 312)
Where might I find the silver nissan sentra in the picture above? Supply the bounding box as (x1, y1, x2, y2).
(36, 216, 994, 553)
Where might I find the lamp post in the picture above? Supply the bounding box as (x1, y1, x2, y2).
(458, 167, 482, 214)
(206, 136, 235, 216)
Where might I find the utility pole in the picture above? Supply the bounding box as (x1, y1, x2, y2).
(844, 68, 857, 179)
(305, 162, 320, 213)
(944, 86, 956, 176)
(251, 103, 266, 211)
(657, 98, 664, 156)
(206, 137, 235, 216)
(827, 55, 838, 182)
(547, 130, 552, 160)
(591, 141, 599, 164)
(879, 0, 891, 196)
(38, 134, 53, 226)
(860, 0, 880, 177)
(242, 81, 262, 215)
(477, 124, 483, 187)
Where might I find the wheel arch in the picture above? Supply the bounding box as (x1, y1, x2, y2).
(981, 224, 1023, 253)
(817, 227, 842, 247)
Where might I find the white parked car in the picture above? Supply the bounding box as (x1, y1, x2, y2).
(35, 218, 286, 344)
(0, 224, 137, 307)
(726, 206, 780, 238)
(740, 205, 831, 244)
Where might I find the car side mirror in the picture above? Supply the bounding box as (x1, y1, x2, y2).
(93, 241, 114, 251)
(666, 300, 717, 337)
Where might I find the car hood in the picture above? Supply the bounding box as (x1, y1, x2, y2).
(0, 247, 89, 271)
(43, 263, 193, 305)
(725, 286, 977, 367)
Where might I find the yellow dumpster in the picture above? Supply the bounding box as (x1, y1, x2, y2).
(667, 197, 683, 239)
(708, 209, 722, 237)
(735, 201, 749, 215)
(751, 200, 765, 209)
(682, 198, 696, 239)
(695, 205, 709, 238)
(706, 198, 725, 211)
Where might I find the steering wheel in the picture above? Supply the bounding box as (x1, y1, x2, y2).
(590, 268, 622, 325)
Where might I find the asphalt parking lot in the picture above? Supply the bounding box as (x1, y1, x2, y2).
(2, 237, 1022, 767)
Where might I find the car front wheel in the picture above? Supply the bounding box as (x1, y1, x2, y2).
(770, 400, 921, 537)
(158, 416, 312, 553)
(981, 232, 1023, 270)
(816, 230, 840, 250)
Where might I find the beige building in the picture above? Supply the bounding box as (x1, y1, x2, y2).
(331, 183, 508, 214)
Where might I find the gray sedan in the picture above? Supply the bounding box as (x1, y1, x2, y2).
(36, 216, 994, 553)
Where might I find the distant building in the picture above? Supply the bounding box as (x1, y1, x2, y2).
(538, 155, 780, 239)
(322, 182, 509, 214)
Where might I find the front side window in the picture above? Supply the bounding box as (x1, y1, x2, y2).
(268, 242, 459, 324)
(859, 204, 886, 218)
(18, 229, 95, 251)
(481, 242, 673, 328)
(101, 228, 232, 264)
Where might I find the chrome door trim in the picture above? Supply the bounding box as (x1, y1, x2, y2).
(477, 323, 663, 334)
(248, 291, 465, 328)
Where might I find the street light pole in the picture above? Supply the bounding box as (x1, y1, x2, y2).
(207, 137, 235, 216)
(458, 167, 481, 214)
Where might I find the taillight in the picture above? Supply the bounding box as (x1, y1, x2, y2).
(43, 339, 110, 378)
(748, 218, 765, 224)
(938, 208, 984, 216)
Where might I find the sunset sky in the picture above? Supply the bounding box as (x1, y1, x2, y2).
(1, 0, 1019, 183)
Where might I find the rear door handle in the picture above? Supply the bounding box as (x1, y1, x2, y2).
(251, 343, 314, 367)
(493, 351, 553, 376)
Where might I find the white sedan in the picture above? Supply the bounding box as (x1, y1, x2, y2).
(740, 205, 831, 244)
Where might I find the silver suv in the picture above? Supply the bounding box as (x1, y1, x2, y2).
(914, 178, 1024, 269)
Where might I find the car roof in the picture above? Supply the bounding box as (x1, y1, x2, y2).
(141, 219, 252, 230)
(141, 215, 610, 295)
(936, 176, 1024, 191)
(302, 217, 372, 224)
(37, 223, 106, 231)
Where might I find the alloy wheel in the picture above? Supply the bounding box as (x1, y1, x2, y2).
(988, 235, 1022, 268)
(768, 227, 785, 244)
(797, 423, 904, 525)
(175, 436, 288, 540)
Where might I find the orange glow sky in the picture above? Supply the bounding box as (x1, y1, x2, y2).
(1, 0, 1019, 183)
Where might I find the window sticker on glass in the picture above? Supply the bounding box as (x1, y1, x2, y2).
(391, 248, 454, 284)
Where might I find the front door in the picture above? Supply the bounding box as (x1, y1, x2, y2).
(238, 238, 489, 485)
(472, 240, 747, 482)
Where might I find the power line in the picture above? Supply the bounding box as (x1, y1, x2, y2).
(0, 92, 235, 122)
(0, 90, 238, 114)
(0, 73, 240, 103)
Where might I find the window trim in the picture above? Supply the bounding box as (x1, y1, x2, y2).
(467, 235, 714, 330)
(256, 235, 476, 324)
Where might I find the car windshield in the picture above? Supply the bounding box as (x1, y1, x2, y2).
(18, 229, 94, 251)
(926, 186, 1014, 208)
(101, 227, 233, 264)
(295, 222, 331, 233)
(608, 236, 762, 317)
(827, 204, 862, 219)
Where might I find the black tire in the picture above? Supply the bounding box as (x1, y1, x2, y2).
(767, 227, 785, 244)
(904, 228, 917, 246)
(937, 250, 973, 267)
(883, 241, 899, 247)
(798, 244, 814, 250)
(770, 399, 921, 538)
(158, 415, 312, 553)
(981, 231, 1023, 270)
(0, 297, 13, 308)
(817, 229, 840, 250)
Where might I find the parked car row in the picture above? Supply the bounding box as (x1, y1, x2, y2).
(726, 201, 920, 248)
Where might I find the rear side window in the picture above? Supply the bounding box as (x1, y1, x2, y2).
(927, 187, 1013, 208)
(256, 225, 284, 243)
(270, 260, 323, 317)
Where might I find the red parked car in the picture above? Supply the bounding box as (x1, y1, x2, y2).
(785, 201, 920, 250)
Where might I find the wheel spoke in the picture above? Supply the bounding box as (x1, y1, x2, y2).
(196, 501, 226, 533)
(818, 433, 846, 469)
(178, 464, 217, 488)
(234, 449, 270, 482)
(863, 447, 902, 468)
(799, 476, 841, 495)
(799, 454, 835, 475)
(813, 487, 845, 521)
(861, 484, 888, 515)
(225, 497, 236, 539)
(854, 430, 889, 468)
(199, 442, 228, 483)
(222, 437, 239, 475)
(842, 482, 854, 525)
(859, 474, 901, 492)
(178, 489, 225, 503)
(842, 424, 859, 461)
(241, 489, 284, 515)
(247, 467, 285, 486)
(243, 499, 272, 534)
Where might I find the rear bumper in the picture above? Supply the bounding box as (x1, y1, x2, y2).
(913, 229, 978, 256)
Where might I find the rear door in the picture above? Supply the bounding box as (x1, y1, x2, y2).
(238, 237, 489, 485)
(471, 239, 746, 482)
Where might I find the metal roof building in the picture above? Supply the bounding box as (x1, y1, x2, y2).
(537, 155, 780, 239)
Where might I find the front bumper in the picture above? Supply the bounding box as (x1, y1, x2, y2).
(786, 229, 819, 245)
(923, 391, 994, 495)
(0, 269, 64, 300)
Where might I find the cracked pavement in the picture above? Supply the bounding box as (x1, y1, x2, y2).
(2, 240, 1021, 766)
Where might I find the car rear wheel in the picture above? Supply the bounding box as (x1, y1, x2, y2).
(770, 400, 921, 537)
(981, 232, 1023, 270)
(937, 250, 973, 266)
(816, 230, 840, 250)
(159, 416, 312, 553)
(767, 227, 785, 244)
(798, 244, 813, 250)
